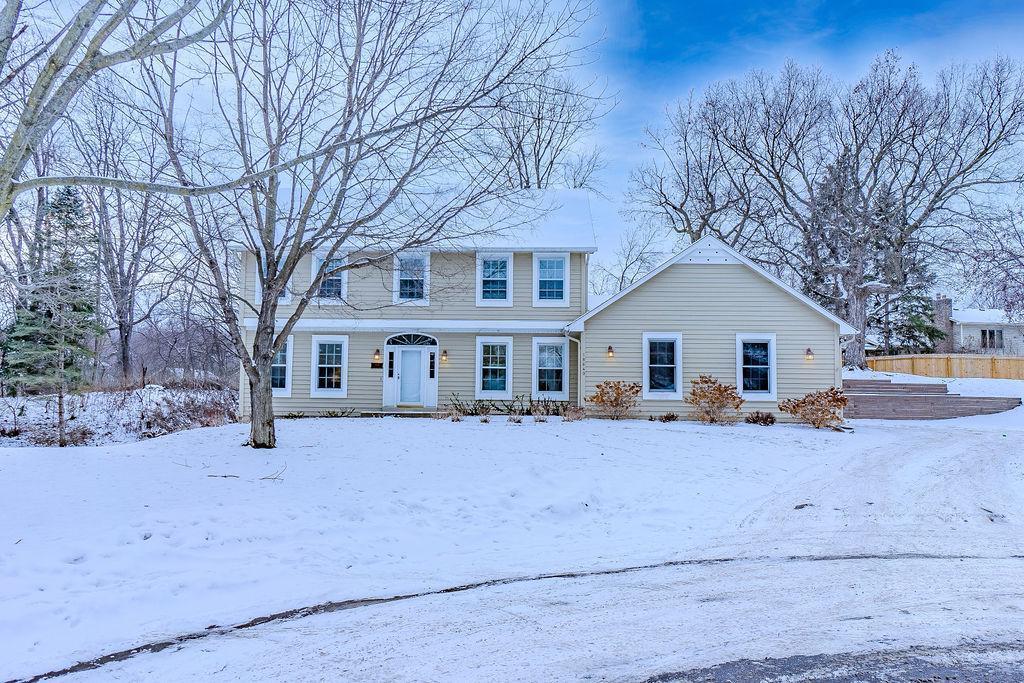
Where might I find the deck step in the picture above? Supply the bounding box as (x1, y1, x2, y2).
(845, 394, 1020, 419)
(842, 379, 948, 395)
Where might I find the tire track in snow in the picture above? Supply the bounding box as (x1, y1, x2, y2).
(14, 551, 1024, 683)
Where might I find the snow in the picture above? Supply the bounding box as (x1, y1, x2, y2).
(4, 408, 1024, 680)
(952, 308, 1018, 325)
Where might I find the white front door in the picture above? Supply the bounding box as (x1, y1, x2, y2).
(398, 349, 423, 405)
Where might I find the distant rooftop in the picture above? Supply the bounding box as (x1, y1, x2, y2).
(952, 308, 1018, 325)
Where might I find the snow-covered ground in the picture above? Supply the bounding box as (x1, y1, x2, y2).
(2, 391, 1023, 681)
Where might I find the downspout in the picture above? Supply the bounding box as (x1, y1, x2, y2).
(568, 334, 583, 407)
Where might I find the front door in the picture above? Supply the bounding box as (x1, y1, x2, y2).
(398, 348, 423, 405)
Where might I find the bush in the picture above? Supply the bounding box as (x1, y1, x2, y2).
(531, 405, 548, 423)
(779, 387, 848, 429)
(585, 381, 641, 420)
(562, 405, 586, 422)
(744, 410, 776, 426)
(685, 375, 744, 424)
(508, 413, 523, 424)
(658, 412, 679, 423)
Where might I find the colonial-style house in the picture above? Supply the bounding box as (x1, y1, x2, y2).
(238, 192, 855, 419)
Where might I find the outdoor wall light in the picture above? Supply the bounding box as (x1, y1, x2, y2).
(607, 345, 615, 358)
(805, 348, 815, 361)
(373, 348, 381, 362)
(441, 349, 449, 362)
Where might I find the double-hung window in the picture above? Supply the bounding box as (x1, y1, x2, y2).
(310, 335, 348, 397)
(642, 332, 682, 400)
(981, 329, 1004, 350)
(253, 257, 292, 304)
(533, 252, 569, 307)
(736, 333, 777, 401)
(393, 253, 429, 305)
(476, 253, 512, 306)
(532, 337, 568, 400)
(314, 255, 347, 302)
(475, 336, 513, 399)
(270, 335, 293, 398)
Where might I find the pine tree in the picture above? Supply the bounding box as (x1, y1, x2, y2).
(1, 187, 101, 446)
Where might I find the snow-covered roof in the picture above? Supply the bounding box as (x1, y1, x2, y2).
(952, 308, 1018, 325)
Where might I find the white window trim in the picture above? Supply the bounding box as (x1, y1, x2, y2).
(310, 253, 348, 305)
(642, 332, 683, 400)
(475, 335, 513, 400)
(476, 252, 513, 307)
(271, 334, 294, 398)
(532, 252, 570, 308)
(392, 252, 430, 306)
(531, 337, 569, 401)
(735, 333, 777, 402)
(309, 334, 349, 398)
(253, 257, 292, 304)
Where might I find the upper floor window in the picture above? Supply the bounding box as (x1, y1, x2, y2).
(253, 257, 292, 304)
(533, 252, 569, 307)
(270, 335, 293, 397)
(735, 333, 776, 401)
(476, 253, 513, 307)
(393, 253, 429, 306)
(981, 329, 1004, 349)
(314, 255, 347, 302)
(642, 332, 682, 400)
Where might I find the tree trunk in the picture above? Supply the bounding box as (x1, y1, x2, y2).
(844, 285, 869, 368)
(57, 383, 67, 448)
(248, 369, 276, 448)
(118, 323, 132, 386)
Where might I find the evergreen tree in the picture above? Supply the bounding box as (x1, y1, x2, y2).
(1, 187, 101, 446)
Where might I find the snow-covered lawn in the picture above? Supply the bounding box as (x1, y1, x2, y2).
(2, 401, 1023, 681)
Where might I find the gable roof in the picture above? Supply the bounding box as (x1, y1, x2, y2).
(952, 308, 1020, 325)
(567, 235, 858, 335)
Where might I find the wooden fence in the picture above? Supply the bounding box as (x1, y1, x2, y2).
(867, 354, 1024, 380)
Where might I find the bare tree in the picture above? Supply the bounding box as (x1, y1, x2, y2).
(140, 0, 592, 448)
(630, 52, 1024, 366)
(0, 0, 232, 218)
(591, 222, 664, 294)
(965, 210, 1024, 321)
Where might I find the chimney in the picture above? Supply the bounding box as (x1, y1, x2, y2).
(932, 294, 954, 353)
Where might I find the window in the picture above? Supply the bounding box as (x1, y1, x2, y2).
(392, 253, 429, 305)
(735, 333, 777, 401)
(475, 336, 513, 399)
(642, 332, 682, 400)
(533, 252, 569, 306)
(313, 255, 347, 302)
(253, 257, 292, 304)
(981, 329, 1004, 350)
(270, 335, 293, 397)
(476, 253, 513, 306)
(310, 335, 348, 397)
(532, 337, 568, 400)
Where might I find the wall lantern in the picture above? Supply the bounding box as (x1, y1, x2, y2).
(441, 349, 449, 362)
(804, 348, 815, 361)
(607, 345, 615, 358)
(373, 348, 381, 362)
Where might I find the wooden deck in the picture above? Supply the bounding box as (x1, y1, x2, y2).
(843, 379, 1021, 420)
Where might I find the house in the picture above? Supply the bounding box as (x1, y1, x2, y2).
(932, 297, 1023, 355)
(238, 192, 855, 419)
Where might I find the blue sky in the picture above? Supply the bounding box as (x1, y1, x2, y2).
(584, 0, 1024, 254)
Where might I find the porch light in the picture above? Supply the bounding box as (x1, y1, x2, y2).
(805, 348, 814, 361)
(441, 349, 448, 362)
(373, 348, 381, 362)
(607, 345, 614, 358)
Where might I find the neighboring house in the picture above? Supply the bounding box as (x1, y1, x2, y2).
(238, 192, 855, 419)
(932, 297, 1023, 355)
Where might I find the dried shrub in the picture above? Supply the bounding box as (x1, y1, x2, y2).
(444, 406, 464, 422)
(531, 405, 549, 423)
(29, 425, 94, 446)
(529, 398, 567, 416)
(744, 410, 776, 426)
(779, 387, 848, 429)
(508, 413, 523, 424)
(479, 415, 490, 424)
(562, 405, 586, 422)
(140, 388, 238, 437)
(658, 412, 679, 423)
(585, 381, 642, 420)
(685, 375, 744, 424)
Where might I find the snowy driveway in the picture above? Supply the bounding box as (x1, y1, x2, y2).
(3, 411, 1024, 680)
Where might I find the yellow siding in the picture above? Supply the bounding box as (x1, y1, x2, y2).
(241, 251, 586, 321)
(239, 330, 578, 416)
(581, 264, 840, 418)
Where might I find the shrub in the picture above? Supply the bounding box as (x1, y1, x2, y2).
(685, 375, 744, 424)
(585, 381, 641, 420)
(658, 412, 679, 423)
(744, 410, 776, 426)
(779, 387, 848, 429)
(562, 405, 586, 422)
(531, 405, 549, 423)
(479, 415, 490, 424)
(508, 413, 523, 424)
